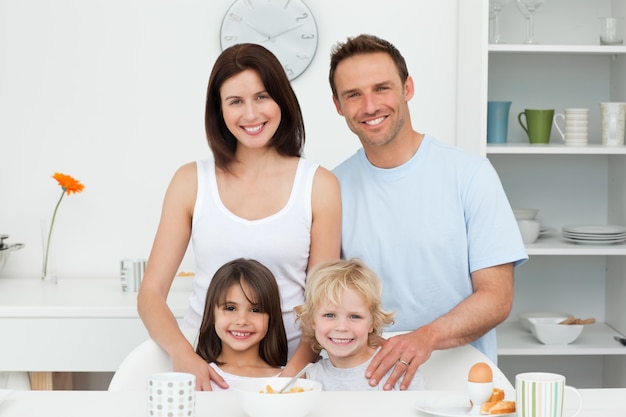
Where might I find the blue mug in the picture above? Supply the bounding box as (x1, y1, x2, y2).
(487, 101, 512, 144)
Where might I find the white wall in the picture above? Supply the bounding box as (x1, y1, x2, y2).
(0, 0, 459, 279)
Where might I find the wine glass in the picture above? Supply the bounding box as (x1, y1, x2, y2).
(515, 0, 545, 44)
(489, 0, 511, 44)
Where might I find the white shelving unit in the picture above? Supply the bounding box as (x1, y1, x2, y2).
(520, 237, 626, 256)
(490, 44, 626, 54)
(497, 322, 625, 356)
(473, 0, 626, 388)
(487, 143, 626, 154)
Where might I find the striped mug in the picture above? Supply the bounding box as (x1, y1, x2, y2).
(516, 372, 582, 417)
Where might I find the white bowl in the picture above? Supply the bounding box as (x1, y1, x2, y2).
(528, 317, 583, 345)
(513, 208, 539, 220)
(519, 312, 571, 332)
(234, 377, 322, 417)
(517, 219, 541, 244)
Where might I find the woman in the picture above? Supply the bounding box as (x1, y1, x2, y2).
(137, 43, 341, 390)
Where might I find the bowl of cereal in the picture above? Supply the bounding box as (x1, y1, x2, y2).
(234, 377, 322, 417)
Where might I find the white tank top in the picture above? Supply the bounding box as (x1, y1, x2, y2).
(183, 157, 318, 358)
(207, 363, 282, 391)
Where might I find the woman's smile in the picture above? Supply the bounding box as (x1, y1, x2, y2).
(241, 122, 266, 135)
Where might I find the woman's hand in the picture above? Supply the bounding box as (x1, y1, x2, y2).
(172, 349, 228, 391)
(280, 338, 319, 377)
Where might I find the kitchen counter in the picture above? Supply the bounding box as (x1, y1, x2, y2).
(0, 388, 624, 417)
(0, 276, 191, 318)
(0, 277, 192, 386)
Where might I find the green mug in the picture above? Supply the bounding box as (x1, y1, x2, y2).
(518, 109, 555, 144)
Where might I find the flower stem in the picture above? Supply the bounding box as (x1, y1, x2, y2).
(43, 189, 66, 278)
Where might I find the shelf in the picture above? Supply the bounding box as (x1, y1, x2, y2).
(497, 322, 626, 356)
(489, 44, 626, 55)
(487, 143, 626, 155)
(523, 235, 626, 256)
(483, 0, 626, 388)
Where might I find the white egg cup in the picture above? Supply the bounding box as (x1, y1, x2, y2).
(467, 381, 494, 415)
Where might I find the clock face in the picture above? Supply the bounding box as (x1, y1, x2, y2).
(220, 0, 318, 81)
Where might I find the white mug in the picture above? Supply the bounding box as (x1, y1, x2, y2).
(516, 372, 582, 417)
(600, 102, 626, 146)
(600, 17, 624, 45)
(120, 258, 146, 292)
(553, 109, 589, 145)
(147, 372, 195, 417)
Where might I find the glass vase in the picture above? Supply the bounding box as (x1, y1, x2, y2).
(41, 218, 58, 285)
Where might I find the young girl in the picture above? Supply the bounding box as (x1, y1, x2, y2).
(195, 258, 287, 390)
(295, 258, 425, 391)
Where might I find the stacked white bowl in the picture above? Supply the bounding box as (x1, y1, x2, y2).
(513, 208, 541, 244)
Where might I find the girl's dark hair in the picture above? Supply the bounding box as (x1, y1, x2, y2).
(205, 43, 305, 172)
(196, 258, 288, 367)
(329, 34, 409, 99)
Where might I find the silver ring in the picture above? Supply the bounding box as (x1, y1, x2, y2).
(397, 359, 410, 367)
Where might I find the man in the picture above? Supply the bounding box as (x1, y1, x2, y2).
(330, 34, 527, 390)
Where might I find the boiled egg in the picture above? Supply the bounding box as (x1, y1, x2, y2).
(468, 361, 493, 383)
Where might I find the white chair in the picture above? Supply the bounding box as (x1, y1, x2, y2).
(419, 344, 513, 391)
(0, 372, 31, 390)
(382, 332, 513, 391)
(108, 329, 198, 391)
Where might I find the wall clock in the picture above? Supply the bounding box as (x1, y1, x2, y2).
(220, 0, 318, 81)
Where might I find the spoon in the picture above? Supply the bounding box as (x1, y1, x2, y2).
(277, 362, 314, 393)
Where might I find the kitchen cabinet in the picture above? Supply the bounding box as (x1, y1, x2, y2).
(0, 277, 192, 389)
(468, 0, 626, 388)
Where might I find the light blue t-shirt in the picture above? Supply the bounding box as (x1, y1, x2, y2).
(333, 135, 527, 362)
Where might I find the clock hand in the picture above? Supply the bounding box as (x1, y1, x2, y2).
(268, 22, 303, 40)
(245, 22, 271, 40)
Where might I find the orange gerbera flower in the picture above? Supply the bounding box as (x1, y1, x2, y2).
(43, 173, 85, 281)
(53, 172, 85, 195)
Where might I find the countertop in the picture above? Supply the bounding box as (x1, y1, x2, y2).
(0, 276, 193, 317)
(0, 388, 624, 417)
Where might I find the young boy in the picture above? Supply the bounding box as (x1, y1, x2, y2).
(295, 258, 425, 390)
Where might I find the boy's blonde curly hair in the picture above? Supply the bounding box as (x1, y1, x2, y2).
(294, 258, 395, 353)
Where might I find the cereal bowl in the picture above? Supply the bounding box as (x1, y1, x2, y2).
(234, 377, 322, 417)
(517, 219, 541, 244)
(529, 317, 583, 345)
